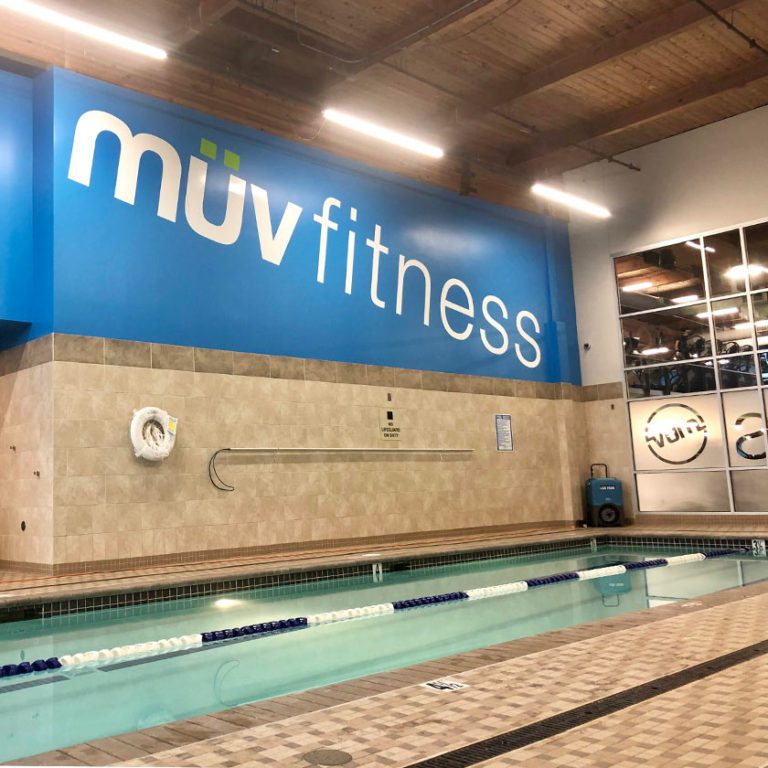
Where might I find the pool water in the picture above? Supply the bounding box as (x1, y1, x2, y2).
(0, 545, 766, 762)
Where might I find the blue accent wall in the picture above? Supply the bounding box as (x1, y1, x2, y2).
(0, 71, 33, 328)
(0, 68, 581, 384)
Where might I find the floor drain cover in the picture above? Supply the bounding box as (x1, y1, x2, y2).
(303, 748, 353, 765)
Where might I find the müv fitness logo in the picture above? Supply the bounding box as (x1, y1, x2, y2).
(644, 403, 767, 464)
(66, 109, 543, 368)
(644, 403, 708, 465)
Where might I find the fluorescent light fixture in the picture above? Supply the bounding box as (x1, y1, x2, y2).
(671, 294, 699, 303)
(696, 307, 739, 318)
(621, 280, 653, 293)
(641, 346, 669, 356)
(724, 263, 768, 280)
(685, 240, 715, 253)
(0, 0, 167, 59)
(322, 108, 443, 159)
(734, 319, 768, 330)
(530, 183, 611, 218)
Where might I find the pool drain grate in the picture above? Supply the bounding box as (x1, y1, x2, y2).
(302, 748, 353, 765)
(404, 637, 768, 767)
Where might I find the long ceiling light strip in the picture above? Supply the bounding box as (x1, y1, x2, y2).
(685, 240, 715, 253)
(322, 108, 444, 159)
(0, 0, 167, 60)
(530, 183, 611, 219)
(621, 280, 653, 293)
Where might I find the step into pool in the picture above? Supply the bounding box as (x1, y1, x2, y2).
(0, 544, 766, 762)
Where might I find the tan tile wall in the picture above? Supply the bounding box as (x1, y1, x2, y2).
(1, 334, 635, 570)
(582, 397, 636, 518)
(50, 359, 584, 568)
(557, 398, 590, 521)
(0, 361, 54, 566)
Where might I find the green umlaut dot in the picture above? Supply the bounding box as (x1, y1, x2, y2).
(224, 149, 240, 171)
(200, 138, 217, 160)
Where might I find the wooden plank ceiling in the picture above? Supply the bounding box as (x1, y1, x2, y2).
(1, 0, 768, 215)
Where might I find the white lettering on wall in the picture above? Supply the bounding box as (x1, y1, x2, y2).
(440, 278, 474, 341)
(185, 157, 246, 245)
(366, 224, 389, 309)
(515, 310, 542, 368)
(345, 207, 357, 295)
(396, 256, 431, 326)
(67, 108, 548, 372)
(250, 185, 303, 266)
(480, 295, 509, 355)
(68, 110, 181, 222)
(314, 197, 340, 283)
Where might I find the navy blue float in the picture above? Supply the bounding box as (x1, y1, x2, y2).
(0, 547, 750, 680)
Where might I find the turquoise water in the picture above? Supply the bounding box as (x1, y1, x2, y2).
(0, 545, 766, 762)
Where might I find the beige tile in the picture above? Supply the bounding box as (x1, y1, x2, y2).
(105, 339, 151, 368)
(336, 363, 367, 385)
(151, 343, 194, 371)
(514, 379, 537, 398)
(597, 380, 624, 400)
(270, 356, 305, 381)
(233, 352, 270, 377)
(393, 368, 422, 389)
(54, 334, 105, 364)
(194, 347, 234, 374)
(366, 365, 394, 387)
(493, 378, 516, 397)
(54, 476, 106, 507)
(21, 335, 54, 370)
(304, 359, 337, 383)
(421, 371, 452, 392)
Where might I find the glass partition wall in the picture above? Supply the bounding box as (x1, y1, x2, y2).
(615, 223, 768, 514)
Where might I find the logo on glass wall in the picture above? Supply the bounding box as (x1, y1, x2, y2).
(734, 412, 767, 460)
(644, 403, 708, 464)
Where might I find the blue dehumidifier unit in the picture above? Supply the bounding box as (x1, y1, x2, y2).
(585, 463, 625, 527)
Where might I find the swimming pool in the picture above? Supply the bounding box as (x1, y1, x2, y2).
(0, 544, 765, 762)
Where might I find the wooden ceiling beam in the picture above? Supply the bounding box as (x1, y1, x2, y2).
(170, 0, 240, 47)
(506, 54, 768, 170)
(226, 0, 505, 80)
(430, 0, 747, 131)
(340, 0, 508, 76)
(218, 7, 344, 90)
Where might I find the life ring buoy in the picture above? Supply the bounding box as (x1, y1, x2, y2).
(130, 407, 178, 461)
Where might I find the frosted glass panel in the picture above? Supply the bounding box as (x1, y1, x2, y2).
(637, 472, 729, 512)
(630, 394, 724, 470)
(732, 470, 768, 512)
(723, 390, 766, 467)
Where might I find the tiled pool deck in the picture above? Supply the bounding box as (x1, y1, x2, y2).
(4, 525, 768, 767)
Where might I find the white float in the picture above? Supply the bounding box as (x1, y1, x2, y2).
(130, 406, 178, 461)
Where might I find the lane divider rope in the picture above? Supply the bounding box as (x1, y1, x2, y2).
(0, 549, 746, 679)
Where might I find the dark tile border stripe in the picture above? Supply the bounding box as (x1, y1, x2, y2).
(0, 333, 623, 402)
(1, 532, 760, 622)
(405, 637, 768, 768)
(3, 539, 595, 621)
(3, 522, 574, 576)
